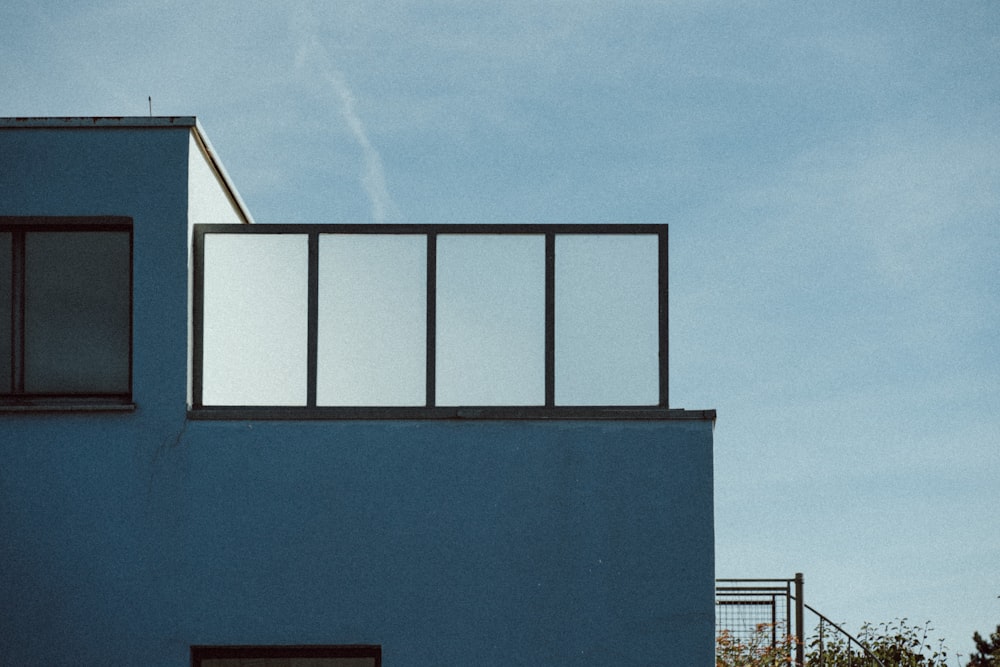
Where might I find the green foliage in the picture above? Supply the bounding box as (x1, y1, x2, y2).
(967, 624, 1000, 667)
(805, 618, 950, 667)
(716, 618, 956, 666)
(716, 623, 797, 667)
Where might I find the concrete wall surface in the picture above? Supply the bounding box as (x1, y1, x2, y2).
(1, 416, 714, 665)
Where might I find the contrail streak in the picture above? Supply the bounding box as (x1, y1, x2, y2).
(293, 9, 397, 223)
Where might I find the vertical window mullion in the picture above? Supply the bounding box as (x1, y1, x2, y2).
(306, 232, 319, 407)
(126, 227, 134, 398)
(658, 228, 668, 408)
(11, 231, 25, 394)
(191, 227, 206, 408)
(545, 232, 555, 407)
(425, 233, 436, 407)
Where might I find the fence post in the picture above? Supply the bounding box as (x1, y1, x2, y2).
(795, 573, 805, 666)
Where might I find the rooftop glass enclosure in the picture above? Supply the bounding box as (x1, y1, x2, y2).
(191, 224, 669, 418)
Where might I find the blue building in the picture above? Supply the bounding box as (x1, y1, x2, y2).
(1, 117, 716, 666)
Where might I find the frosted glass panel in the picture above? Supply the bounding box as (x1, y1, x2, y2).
(0, 233, 11, 392)
(202, 234, 308, 405)
(316, 234, 426, 406)
(24, 231, 130, 394)
(436, 235, 544, 406)
(556, 235, 658, 405)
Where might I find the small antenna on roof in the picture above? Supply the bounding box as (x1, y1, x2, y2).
(148, 96, 152, 117)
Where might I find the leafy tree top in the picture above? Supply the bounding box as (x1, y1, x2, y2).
(967, 624, 1000, 667)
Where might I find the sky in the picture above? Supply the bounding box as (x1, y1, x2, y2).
(3, 0, 999, 659)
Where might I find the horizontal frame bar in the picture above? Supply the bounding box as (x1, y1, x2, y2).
(187, 406, 716, 421)
(194, 223, 667, 235)
(191, 644, 381, 665)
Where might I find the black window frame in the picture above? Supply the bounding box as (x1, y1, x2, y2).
(190, 223, 688, 421)
(0, 216, 134, 411)
(191, 644, 382, 666)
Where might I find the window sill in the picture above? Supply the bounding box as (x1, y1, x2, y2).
(0, 398, 136, 413)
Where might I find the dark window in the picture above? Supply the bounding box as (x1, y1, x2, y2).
(191, 645, 381, 667)
(1, 217, 132, 406)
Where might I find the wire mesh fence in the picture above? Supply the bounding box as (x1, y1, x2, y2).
(716, 577, 799, 649)
(716, 574, 887, 667)
(717, 598, 787, 648)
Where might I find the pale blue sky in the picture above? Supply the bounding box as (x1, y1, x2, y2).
(3, 0, 999, 659)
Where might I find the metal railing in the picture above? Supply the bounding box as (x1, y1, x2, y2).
(190, 223, 674, 419)
(716, 574, 886, 667)
(802, 605, 887, 667)
(716, 575, 804, 665)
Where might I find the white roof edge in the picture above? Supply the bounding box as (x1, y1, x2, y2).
(0, 116, 197, 128)
(191, 120, 256, 225)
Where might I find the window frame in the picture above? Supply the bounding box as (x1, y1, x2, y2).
(190, 223, 680, 420)
(0, 216, 134, 411)
(190, 644, 382, 667)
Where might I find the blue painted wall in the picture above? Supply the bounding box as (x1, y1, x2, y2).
(0, 122, 192, 419)
(0, 121, 715, 666)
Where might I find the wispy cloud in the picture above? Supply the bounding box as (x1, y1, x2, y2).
(291, 5, 398, 224)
